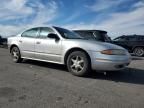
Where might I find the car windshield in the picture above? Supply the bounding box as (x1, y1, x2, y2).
(54, 27, 83, 39)
(75, 31, 96, 40)
(94, 31, 111, 42)
(74, 30, 111, 42)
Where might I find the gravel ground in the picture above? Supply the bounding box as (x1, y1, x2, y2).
(0, 48, 144, 108)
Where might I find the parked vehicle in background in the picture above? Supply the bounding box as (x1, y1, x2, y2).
(8, 26, 131, 76)
(0, 36, 7, 47)
(0, 36, 3, 45)
(113, 35, 144, 57)
(74, 30, 111, 42)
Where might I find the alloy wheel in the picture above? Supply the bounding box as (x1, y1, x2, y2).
(70, 55, 85, 73)
(134, 47, 144, 57)
(11, 47, 20, 62)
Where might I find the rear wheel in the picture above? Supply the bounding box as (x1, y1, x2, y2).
(67, 51, 90, 76)
(133, 47, 144, 57)
(11, 46, 23, 63)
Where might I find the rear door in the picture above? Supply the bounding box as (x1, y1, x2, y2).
(136, 36, 144, 46)
(126, 36, 137, 52)
(19, 28, 39, 58)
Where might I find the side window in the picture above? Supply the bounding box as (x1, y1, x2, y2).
(21, 28, 38, 38)
(129, 37, 136, 41)
(39, 27, 55, 38)
(137, 36, 144, 41)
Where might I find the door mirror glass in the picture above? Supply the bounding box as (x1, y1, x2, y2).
(47, 33, 60, 40)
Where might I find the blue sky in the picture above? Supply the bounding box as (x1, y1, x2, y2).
(0, 0, 144, 38)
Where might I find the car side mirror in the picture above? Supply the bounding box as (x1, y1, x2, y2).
(47, 33, 60, 41)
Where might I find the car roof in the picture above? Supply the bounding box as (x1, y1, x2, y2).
(117, 35, 144, 38)
(114, 35, 144, 40)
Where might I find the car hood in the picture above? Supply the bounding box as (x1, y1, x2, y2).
(63, 39, 126, 51)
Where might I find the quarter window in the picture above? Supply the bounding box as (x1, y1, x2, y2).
(21, 28, 38, 38)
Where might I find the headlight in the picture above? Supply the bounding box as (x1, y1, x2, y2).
(101, 49, 126, 55)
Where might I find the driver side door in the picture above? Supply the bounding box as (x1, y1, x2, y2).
(35, 27, 62, 63)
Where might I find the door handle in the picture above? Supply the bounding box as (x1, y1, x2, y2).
(36, 41, 41, 44)
(19, 40, 22, 43)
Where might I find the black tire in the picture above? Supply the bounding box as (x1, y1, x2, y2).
(133, 47, 144, 57)
(67, 51, 90, 76)
(11, 46, 23, 63)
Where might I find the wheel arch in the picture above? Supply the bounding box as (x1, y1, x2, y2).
(64, 47, 91, 65)
(132, 46, 144, 51)
(10, 44, 19, 53)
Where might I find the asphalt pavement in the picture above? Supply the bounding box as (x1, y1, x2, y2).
(0, 48, 144, 108)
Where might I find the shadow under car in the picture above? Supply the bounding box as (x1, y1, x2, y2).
(23, 59, 144, 85)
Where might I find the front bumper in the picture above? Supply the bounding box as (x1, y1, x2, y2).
(90, 51, 131, 71)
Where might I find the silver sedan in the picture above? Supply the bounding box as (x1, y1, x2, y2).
(8, 26, 131, 76)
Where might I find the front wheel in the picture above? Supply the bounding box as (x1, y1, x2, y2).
(133, 47, 144, 57)
(67, 51, 90, 76)
(11, 46, 23, 63)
